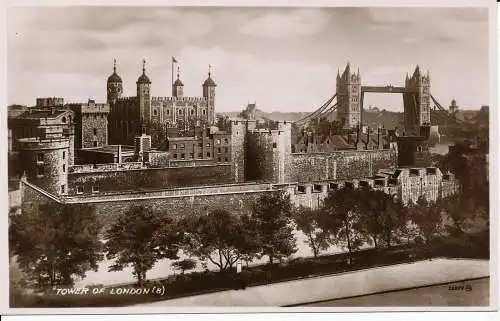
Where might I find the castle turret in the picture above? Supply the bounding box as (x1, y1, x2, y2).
(137, 59, 152, 123)
(172, 66, 184, 98)
(107, 59, 123, 104)
(202, 65, 217, 125)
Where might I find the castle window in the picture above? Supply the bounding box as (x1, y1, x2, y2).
(180, 143, 185, 149)
(93, 128, 97, 135)
(190, 110, 194, 115)
(297, 185, 306, 194)
(92, 185, 99, 193)
(313, 184, 322, 193)
(224, 147, 228, 152)
(153, 109, 158, 116)
(93, 141, 98, 147)
(217, 157, 221, 162)
(172, 144, 177, 150)
(62, 151, 65, 160)
(63, 164, 66, 173)
(198, 152, 203, 158)
(37, 153, 44, 162)
(272, 142, 277, 148)
(181, 153, 185, 159)
(202, 110, 206, 115)
(76, 186, 84, 194)
(37, 165, 44, 176)
(206, 152, 211, 157)
(206, 143, 211, 148)
(61, 185, 66, 194)
(216, 139, 221, 145)
(329, 183, 338, 190)
(225, 157, 229, 162)
(218, 147, 221, 153)
(224, 138, 228, 144)
(173, 154, 178, 159)
(167, 110, 170, 115)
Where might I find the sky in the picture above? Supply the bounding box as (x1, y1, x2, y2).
(7, 6, 490, 113)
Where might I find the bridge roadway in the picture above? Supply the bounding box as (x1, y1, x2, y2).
(135, 258, 489, 307)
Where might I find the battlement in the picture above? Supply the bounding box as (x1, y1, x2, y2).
(116, 96, 138, 102)
(69, 162, 144, 173)
(152, 96, 206, 102)
(18, 136, 70, 150)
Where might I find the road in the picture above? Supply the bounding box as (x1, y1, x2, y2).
(135, 258, 489, 307)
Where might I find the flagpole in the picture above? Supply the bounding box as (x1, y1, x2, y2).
(171, 57, 174, 96)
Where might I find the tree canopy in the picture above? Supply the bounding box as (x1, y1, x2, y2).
(9, 203, 103, 287)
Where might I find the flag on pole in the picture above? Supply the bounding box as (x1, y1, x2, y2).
(172, 57, 178, 63)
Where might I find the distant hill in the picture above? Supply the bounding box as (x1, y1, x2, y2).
(220, 109, 310, 122)
(220, 108, 404, 128)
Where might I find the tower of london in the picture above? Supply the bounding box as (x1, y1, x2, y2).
(107, 59, 217, 146)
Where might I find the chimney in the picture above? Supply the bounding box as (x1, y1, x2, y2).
(355, 125, 360, 148)
(365, 126, 370, 149)
(377, 127, 381, 149)
(117, 145, 122, 164)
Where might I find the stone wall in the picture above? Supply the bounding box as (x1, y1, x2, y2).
(288, 149, 396, 183)
(67, 164, 232, 195)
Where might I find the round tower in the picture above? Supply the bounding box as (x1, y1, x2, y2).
(18, 135, 69, 196)
(202, 65, 217, 125)
(107, 59, 123, 104)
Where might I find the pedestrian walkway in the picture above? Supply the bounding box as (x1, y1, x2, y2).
(136, 258, 489, 307)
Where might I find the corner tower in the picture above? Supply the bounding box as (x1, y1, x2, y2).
(336, 63, 361, 129)
(202, 65, 217, 125)
(404, 65, 431, 135)
(136, 59, 152, 122)
(107, 59, 123, 104)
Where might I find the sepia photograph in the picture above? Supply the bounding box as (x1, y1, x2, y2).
(2, 1, 496, 313)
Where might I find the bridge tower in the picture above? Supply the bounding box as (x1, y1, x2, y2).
(404, 65, 431, 135)
(336, 63, 361, 129)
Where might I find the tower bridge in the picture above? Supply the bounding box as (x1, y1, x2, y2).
(295, 63, 461, 135)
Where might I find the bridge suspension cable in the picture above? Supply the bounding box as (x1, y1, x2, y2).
(294, 93, 336, 125)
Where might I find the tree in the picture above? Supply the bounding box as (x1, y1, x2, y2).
(358, 188, 386, 249)
(293, 206, 330, 258)
(104, 206, 181, 287)
(9, 203, 103, 287)
(394, 200, 420, 245)
(251, 192, 297, 264)
(171, 259, 197, 275)
(410, 197, 443, 244)
(321, 186, 366, 264)
(181, 209, 258, 273)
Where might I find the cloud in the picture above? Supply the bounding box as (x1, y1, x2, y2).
(239, 8, 330, 39)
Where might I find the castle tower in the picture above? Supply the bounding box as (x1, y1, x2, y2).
(404, 65, 431, 135)
(18, 132, 70, 196)
(172, 67, 184, 98)
(136, 59, 152, 123)
(107, 59, 123, 104)
(336, 63, 361, 129)
(230, 120, 247, 183)
(202, 65, 217, 125)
